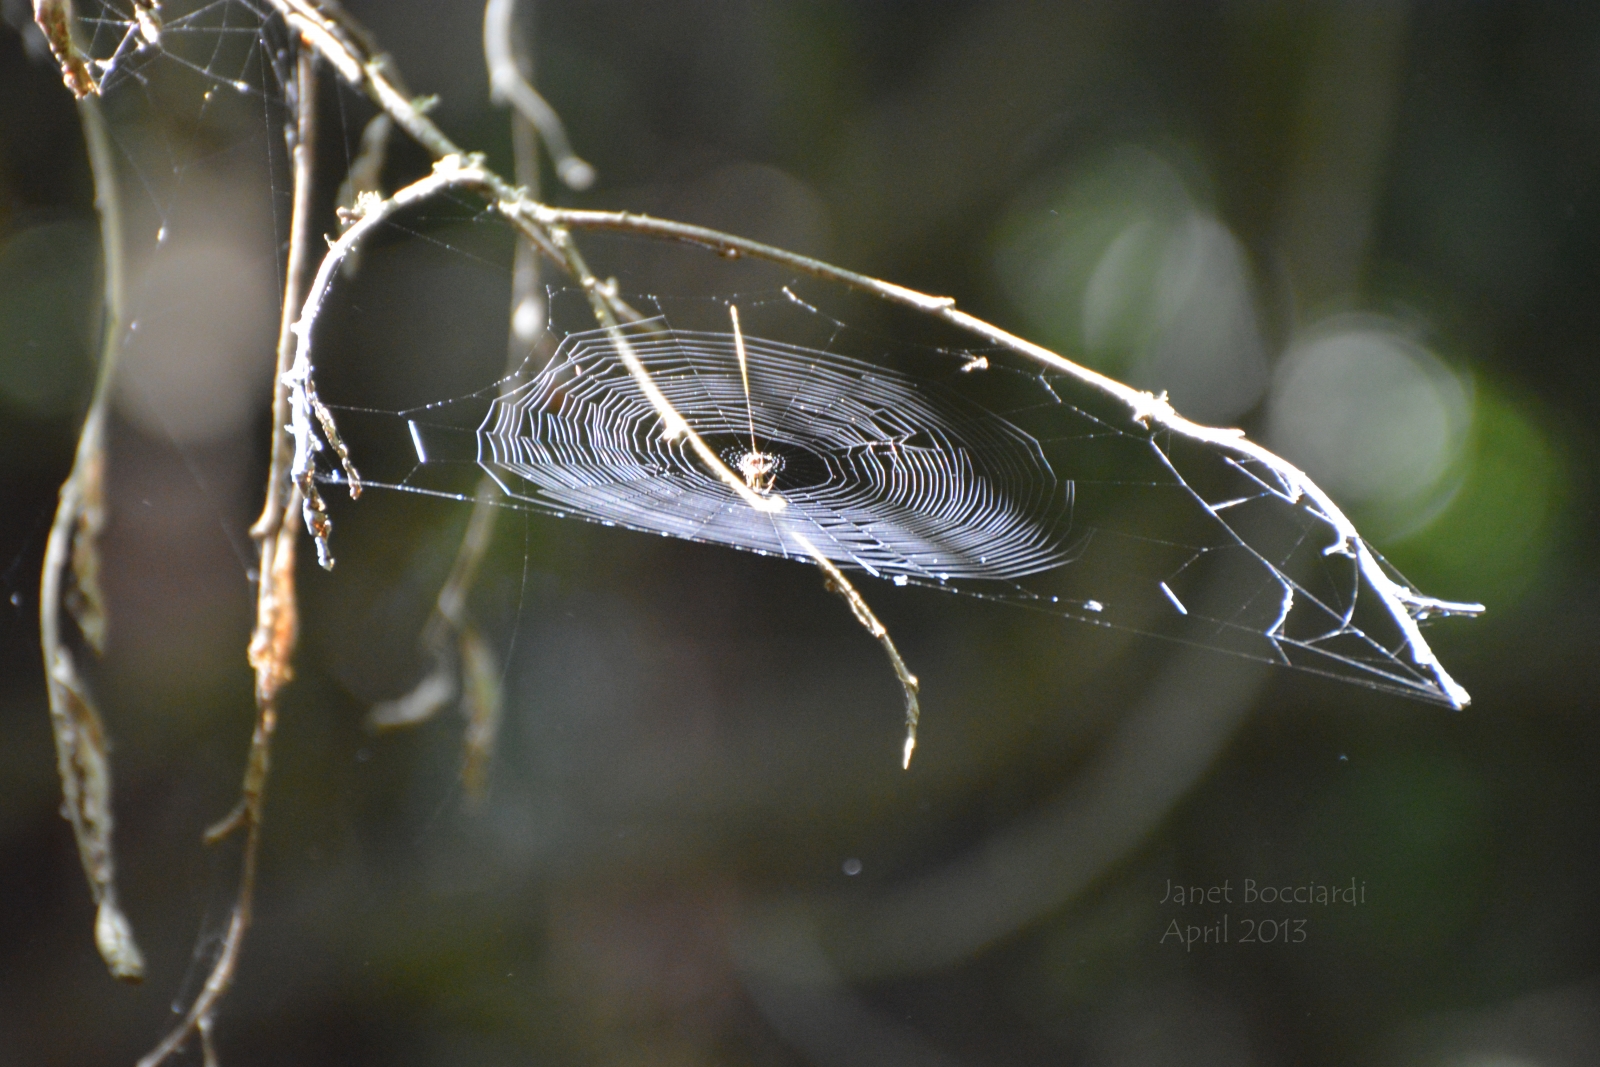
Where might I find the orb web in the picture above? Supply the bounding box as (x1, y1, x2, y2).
(475, 326, 1072, 584)
(40, 4, 1477, 711)
(362, 283, 1478, 711)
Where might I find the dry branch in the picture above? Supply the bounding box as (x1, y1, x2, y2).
(39, 89, 143, 984)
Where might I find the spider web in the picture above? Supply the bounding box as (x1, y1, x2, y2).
(46, 0, 1479, 709)
(40, 0, 319, 297)
(75, 0, 285, 101)
(346, 286, 1480, 708)
(472, 325, 1069, 584)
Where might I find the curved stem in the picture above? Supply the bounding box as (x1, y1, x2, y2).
(40, 90, 144, 984)
(796, 534, 922, 769)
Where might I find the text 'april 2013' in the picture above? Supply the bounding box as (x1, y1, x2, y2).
(1156, 877, 1369, 951)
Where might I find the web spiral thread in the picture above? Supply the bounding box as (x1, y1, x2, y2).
(476, 326, 1072, 585)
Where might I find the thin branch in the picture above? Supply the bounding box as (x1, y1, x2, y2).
(33, 0, 99, 97)
(333, 110, 392, 279)
(499, 0, 547, 358)
(137, 44, 318, 1067)
(39, 89, 144, 984)
(796, 533, 922, 769)
(197, 1014, 219, 1067)
(483, 0, 594, 189)
(136, 493, 300, 1067)
(276, 0, 464, 160)
(521, 205, 1487, 707)
(730, 303, 919, 764)
(251, 54, 323, 554)
(282, 155, 501, 570)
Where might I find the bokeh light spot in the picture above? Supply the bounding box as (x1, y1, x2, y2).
(1267, 317, 1472, 536)
(991, 147, 1266, 422)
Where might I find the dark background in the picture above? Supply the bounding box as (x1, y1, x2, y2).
(2, 2, 1597, 1065)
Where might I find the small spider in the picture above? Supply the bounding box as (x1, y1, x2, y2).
(738, 449, 779, 494)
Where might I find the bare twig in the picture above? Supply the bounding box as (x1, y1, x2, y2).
(283, 155, 501, 571)
(484, 0, 594, 189)
(729, 303, 921, 765)
(136, 43, 318, 1067)
(39, 89, 144, 984)
(197, 1013, 219, 1067)
(519, 206, 1486, 707)
(276, 0, 464, 160)
(136, 488, 301, 1067)
(503, 4, 545, 354)
(796, 533, 922, 769)
(33, 0, 163, 96)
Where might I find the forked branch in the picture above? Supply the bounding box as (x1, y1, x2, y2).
(32, 0, 162, 97)
(281, 154, 506, 569)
